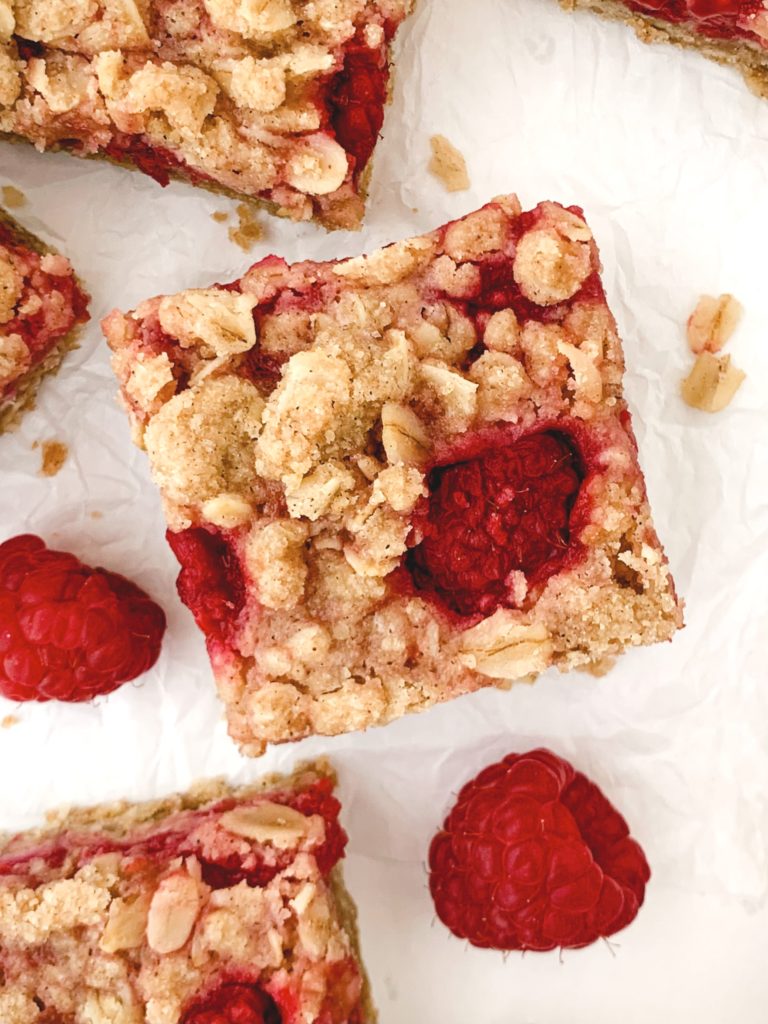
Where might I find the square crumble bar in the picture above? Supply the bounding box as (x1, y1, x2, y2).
(0, 760, 374, 1024)
(0, 0, 414, 229)
(0, 206, 90, 433)
(104, 194, 683, 756)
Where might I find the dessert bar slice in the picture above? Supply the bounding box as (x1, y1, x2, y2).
(0, 0, 414, 229)
(560, 0, 768, 97)
(0, 207, 89, 433)
(0, 761, 373, 1024)
(104, 194, 683, 755)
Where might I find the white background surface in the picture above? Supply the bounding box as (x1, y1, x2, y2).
(1, 0, 768, 1020)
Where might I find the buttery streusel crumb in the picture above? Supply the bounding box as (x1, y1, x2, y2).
(229, 202, 265, 252)
(1, 186, 25, 209)
(428, 134, 470, 192)
(104, 194, 683, 756)
(0, 762, 375, 1024)
(38, 438, 68, 476)
(1, 714, 19, 728)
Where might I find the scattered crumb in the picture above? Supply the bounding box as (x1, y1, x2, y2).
(583, 657, 616, 678)
(228, 203, 265, 252)
(2, 185, 26, 208)
(687, 293, 743, 354)
(211, 210, 228, 224)
(1, 715, 20, 729)
(90, 510, 103, 519)
(681, 352, 745, 412)
(428, 135, 470, 192)
(39, 439, 68, 476)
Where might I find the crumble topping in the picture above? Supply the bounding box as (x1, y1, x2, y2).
(0, 766, 369, 1024)
(0, 209, 89, 429)
(1, 0, 414, 227)
(104, 194, 682, 754)
(681, 292, 746, 412)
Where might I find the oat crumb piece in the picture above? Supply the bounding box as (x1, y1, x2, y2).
(211, 211, 229, 224)
(1, 714, 20, 728)
(90, 510, 103, 519)
(2, 186, 26, 208)
(228, 203, 265, 252)
(428, 135, 470, 192)
(686, 293, 743, 354)
(39, 439, 68, 476)
(583, 656, 616, 677)
(681, 351, 745, 412)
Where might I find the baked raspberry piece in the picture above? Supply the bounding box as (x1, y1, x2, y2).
(560, 0, 768, 97)
(103, 194, 683, 755)
(0, 534, 166, 703)
(0, 0, 414, 230)
(0, 207, 89, 433)
(0, 761, 373, 1024)
(429, 749, 650, 952)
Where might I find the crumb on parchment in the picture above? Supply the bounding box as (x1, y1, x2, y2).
(428, 135, 470, 192)
(1, 714, 20, 728)
(211, 211, 228, 224)
(229, 203, 265, 252)
(39, 439, 68, 476)
(682, 293, 745, 412)
(2, 186, 26, 208)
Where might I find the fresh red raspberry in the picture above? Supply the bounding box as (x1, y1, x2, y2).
(181, 983, 280, 1024)
(0, 534, 165, 703)
(429, 749, 650, 951)
(406, 431, 583, 618)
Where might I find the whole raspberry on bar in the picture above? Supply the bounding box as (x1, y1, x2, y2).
(0, 534, 166, 703)
(429, 749, 650, 951)
(181, 983, 281, 1024)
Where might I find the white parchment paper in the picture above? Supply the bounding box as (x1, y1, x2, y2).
(1, 0, 767, 1019)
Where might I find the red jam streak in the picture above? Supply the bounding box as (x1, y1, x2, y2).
(0, 225, 89, 372)
(624, 0, 763, 43)
(0, 778, 346, 890)
(405, 431, 584, 619)
(329, 38, 389, 181)
(102, 134, 210, 188)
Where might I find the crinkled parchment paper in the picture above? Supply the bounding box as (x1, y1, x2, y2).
(1, 0, 767, 1019)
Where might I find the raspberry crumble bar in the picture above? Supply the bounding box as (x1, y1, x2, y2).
(561, 0, 768, 97)
(0, 207, 89, 433)
(0, 0, 414, 229)
(0, 761, 373, 1023)
(103, 194, 683, 755)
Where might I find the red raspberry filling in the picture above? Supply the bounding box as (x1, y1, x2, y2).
(429, 749, 650, 952)
(102, 133, 212, 188)
(0, 534, 165, 703)
(181, 983, 281, 1024)
(329, 37, 389, 181)
(406, 430, 583, 618)
(0, 225, 89, 369)
(0, 779, 347, 890)
(624, 0, 761, 41)
(166, 527, 245, 645)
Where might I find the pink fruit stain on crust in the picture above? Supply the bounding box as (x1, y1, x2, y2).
(624, 0, 763, 42)
(406, 430, 584, 618)
(428, 749, 650, 952)
(0, 534, 165, 703)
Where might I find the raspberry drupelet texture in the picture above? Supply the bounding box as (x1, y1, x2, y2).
(407, 430, 583, 618)
(103, 194, 682, 755)
(181, 981, 281, 1024)
(428, 749, 650, 952)
(0, 534, 165, 702)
